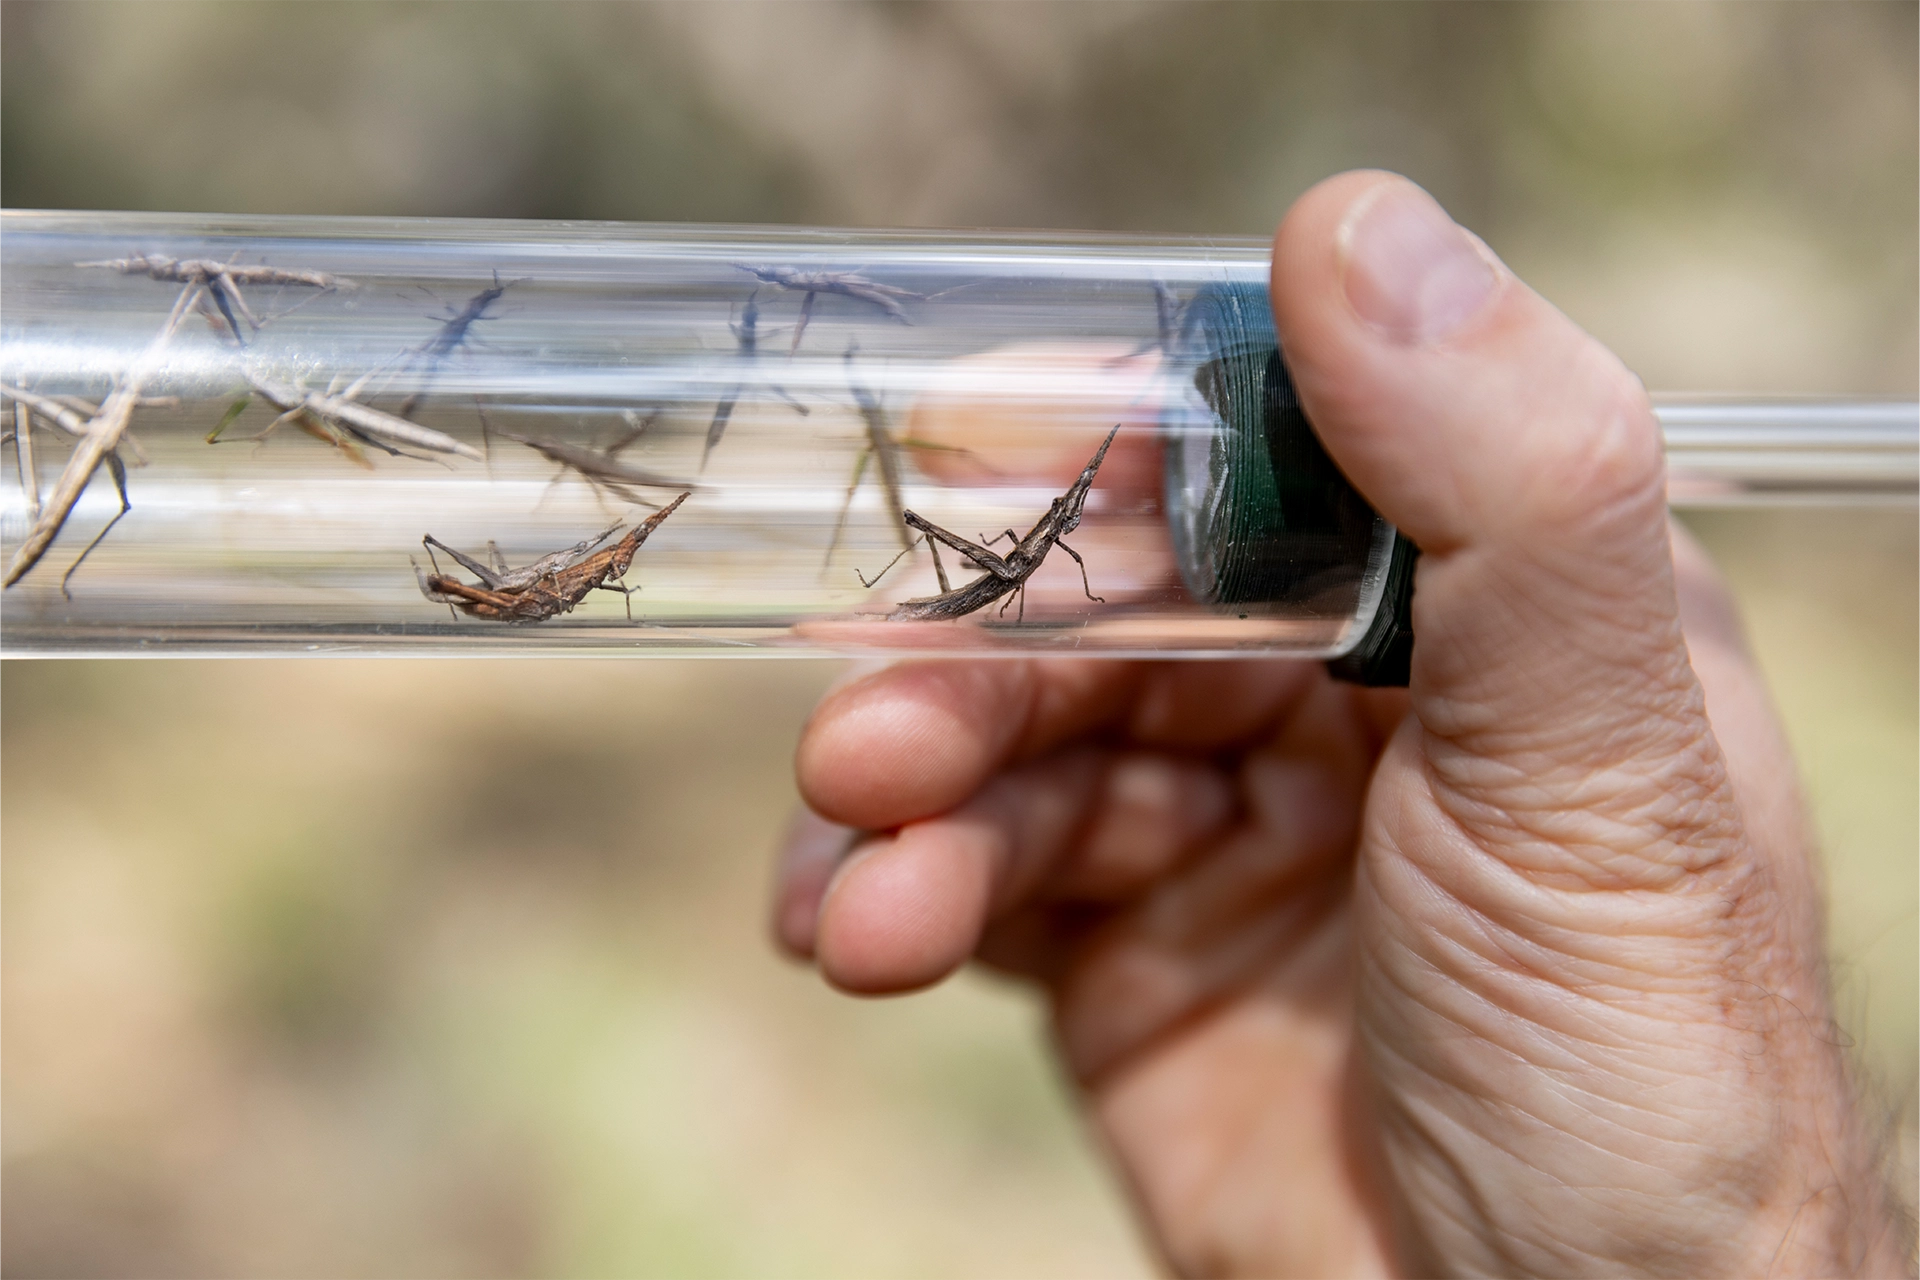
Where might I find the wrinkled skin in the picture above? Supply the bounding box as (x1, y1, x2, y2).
(772, 173, 1910, 1277)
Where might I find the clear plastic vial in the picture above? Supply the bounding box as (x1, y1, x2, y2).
(2, 211, 1914, 668)
(0, 213, 1396, 661)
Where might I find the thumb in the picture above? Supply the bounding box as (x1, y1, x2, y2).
(1273, 172, 1738, 871)
(1268, 176, 1895, 1277)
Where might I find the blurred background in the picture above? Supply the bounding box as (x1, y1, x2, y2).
(3, 2, 1914, 1275)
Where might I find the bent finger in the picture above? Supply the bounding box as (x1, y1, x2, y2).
(797, 654, 1345, 831)
(812, 747, 1235, 993)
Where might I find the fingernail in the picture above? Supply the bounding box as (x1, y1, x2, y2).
(1339, 181, 1499, 346)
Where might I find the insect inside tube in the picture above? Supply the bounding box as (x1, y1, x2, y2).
(414, 492, 690, 623)
(224, 370, 483, 462)
(732, 264, 922, 355)
(3, 282, 203, 594)
(206, 381, 368, 467)
(77, 254, 348, 346)
(494, 410, 697, 509)
(824, 344, 997, 572)
(859, 425, 1117, 624)
(0, 383, 165, 595)
(704, 289, 809, 467)
(826, 345, 914, 565)
(0, 383, 172, 469)
(1, 382, 176, 547)
(395, 271, 517, 420)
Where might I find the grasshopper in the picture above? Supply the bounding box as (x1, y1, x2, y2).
(495, 410, 695, 510)
(1, 383, 145, 595)
(825, 344, 997, 571)
(703, 289, 810, 467)
(232, 370, 482, 462)
(4, 283, 202, 593)
(733, 264, 921, 355)
(415, 492, 690, 623)
(829, 346, 914, 560)
(396, 272, 516, 420)
(78, 254, 348, 346)
(861, 426, 1117, 623)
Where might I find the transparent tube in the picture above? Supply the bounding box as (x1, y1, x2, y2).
(1655, 398, 1918, 504)
(2, 211, 1914, 659)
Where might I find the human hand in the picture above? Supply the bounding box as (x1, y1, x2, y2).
(772, 172, 1909, 1277)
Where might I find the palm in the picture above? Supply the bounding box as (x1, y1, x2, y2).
(779, 659, 1404, 1272)
(968, 670, 1404, 1278)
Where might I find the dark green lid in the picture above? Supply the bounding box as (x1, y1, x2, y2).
(1162, 281, 1416, 686)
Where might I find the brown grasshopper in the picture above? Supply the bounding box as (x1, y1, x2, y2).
(78, 254, 348, 346)
(733, 264, 921, 355)
(860, 425, 1117, 623)
(2, 385, 136, 595)
(2, 383, 182, 593)
(4, 282, 202, 592)
(415, 492, 689, 623)
(228, 370, 483, 462)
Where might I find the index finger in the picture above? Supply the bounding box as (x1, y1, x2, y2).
(795, 656, 1329, 831)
